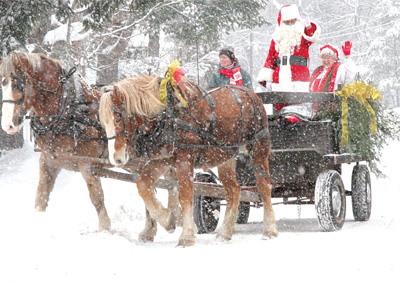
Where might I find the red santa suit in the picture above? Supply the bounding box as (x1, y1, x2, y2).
(257, 5, 321, 93)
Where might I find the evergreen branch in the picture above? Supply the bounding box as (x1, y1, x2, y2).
(100, 0, 183, 37)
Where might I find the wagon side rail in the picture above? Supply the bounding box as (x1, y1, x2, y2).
(256, 91, 335, 105)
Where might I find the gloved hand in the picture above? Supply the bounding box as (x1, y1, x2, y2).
(342, 41, 352, 56)
(299, 10, 311, 27)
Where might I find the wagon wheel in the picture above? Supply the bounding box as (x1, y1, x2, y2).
(351, 164, 372, 221)
(193, 172, 221, 234)
(235, 157, 254, 224)
(315, 170, 346, 231)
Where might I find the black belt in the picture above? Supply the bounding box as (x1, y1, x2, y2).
(275, 56, 308, 67)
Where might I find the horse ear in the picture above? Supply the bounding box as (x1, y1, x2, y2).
(11, 52, 23, 70)
(113, 86, 124, 104)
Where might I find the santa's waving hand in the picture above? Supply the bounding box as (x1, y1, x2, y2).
(257, 4, 321, 96)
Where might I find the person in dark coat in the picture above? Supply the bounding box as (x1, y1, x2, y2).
(207, 46, 253, 90)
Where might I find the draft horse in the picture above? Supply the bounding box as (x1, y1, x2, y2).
(0, 51, 179, 240)
(99, 75, 278, 246)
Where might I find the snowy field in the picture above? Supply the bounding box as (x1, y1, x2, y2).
(1, 122, 399, 282)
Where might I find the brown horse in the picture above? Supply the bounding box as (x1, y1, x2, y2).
(99, 75, 278, 246)
(0, 51, 180, 241)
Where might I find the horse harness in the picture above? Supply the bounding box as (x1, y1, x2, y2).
(3, 63, 108, 156)
(174, 85, 270, 179)
(113, 81, 270, 179)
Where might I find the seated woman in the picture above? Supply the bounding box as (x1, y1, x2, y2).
(310, 41, 357, 92)
(309, 41, 358, 118)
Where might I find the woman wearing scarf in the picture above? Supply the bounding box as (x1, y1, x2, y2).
(207, 46, 253, 90)
(310, 41, 357, 92)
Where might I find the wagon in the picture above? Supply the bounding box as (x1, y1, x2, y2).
(189, 91, 372, 233)
(30, 90, 371, 234)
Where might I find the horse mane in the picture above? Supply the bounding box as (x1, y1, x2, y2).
(0, 51, 59, 77)
(99, 75, 166, 127)
(110, 75, 166, 117)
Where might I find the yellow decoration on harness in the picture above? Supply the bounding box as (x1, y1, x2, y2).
(335, 81, 381, 146)
(159, 60, 188, 108)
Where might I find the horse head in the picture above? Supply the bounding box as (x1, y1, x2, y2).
(1, 51, 62, 134)
(99, 85, 131, 166)
(99, 75, 165, 167)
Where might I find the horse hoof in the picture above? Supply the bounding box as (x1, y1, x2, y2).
(165, 213, 176, 233)
(262, 230, 279, 240)
(216, 233, 232, 242)
(176, 238, 195, 247)
(34, 206, 46, 212)
(99, 221, 111, 232)
(138, 233, 155, 243)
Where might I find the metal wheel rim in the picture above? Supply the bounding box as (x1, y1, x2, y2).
(332, 181, 342, 218)
(366, 182, 372, 206)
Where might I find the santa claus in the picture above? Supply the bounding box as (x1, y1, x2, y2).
(257, 4, 321, 93)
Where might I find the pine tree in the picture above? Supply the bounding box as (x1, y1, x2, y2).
(0, 0, 70, 56)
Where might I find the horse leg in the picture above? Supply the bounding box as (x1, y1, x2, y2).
(176, 152, 197, 247)
(253, 152, 278, 238)
(79, 165, 111, 231)
(136, 159, 176, 233)
(216, 158, 241, 241)
(138, 208, 158, 243)
(138, 166, 181, 242)
(168, 188, 182, 227)
(164, 167, 182, 227)
(35, 154, 61, 211)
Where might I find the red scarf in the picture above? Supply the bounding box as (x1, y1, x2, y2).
(219, 63, 243, 86)
(310, 62, 340, 92)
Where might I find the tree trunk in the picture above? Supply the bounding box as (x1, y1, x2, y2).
(148, 28, 160, 58)
(96, 34, 130, 85)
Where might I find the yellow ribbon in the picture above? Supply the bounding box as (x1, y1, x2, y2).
(335, 81, 381, 146)
(159, 60, 188, 108)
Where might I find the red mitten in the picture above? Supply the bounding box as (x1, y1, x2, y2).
(342, 41, 352, 56)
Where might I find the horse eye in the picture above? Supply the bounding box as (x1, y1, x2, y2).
(2, 78, 8, 86)
(115, 116, 121, 123)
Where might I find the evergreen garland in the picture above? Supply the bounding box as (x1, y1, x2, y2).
(318, 82, 400, 177)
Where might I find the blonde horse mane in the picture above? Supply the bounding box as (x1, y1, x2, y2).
(0, 51, 61, 78)
(99, 75, 166, 126)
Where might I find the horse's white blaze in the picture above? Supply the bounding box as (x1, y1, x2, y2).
(1, 79, 22, 135)
(105, 122, 117, 165)
(105, 120, 128, 166)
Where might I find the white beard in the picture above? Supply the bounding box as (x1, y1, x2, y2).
(274, 21, 305, 55)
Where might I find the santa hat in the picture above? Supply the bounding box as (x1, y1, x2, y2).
(319, 44, 340, 60)
(277, 4, 300, 25)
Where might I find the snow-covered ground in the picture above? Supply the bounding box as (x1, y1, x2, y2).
(1, 122, 399, 282)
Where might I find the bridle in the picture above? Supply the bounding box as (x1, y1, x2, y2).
(2, 72, 30, 125)
(2, 62, 76, 128)
(107, 104, 130, 141)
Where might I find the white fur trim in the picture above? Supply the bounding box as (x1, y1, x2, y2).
(257, 67, 274, 82)
(320, 45, 339, 60)
(278, 64, 292, 89)
(272, 81, 309, 92)
(281, 5, 300, 22)
(302, 22, 321, 43)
